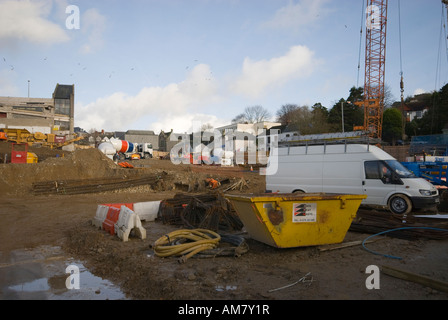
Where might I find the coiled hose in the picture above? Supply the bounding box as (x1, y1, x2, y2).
(153, 229, 221, 263)
(152, 229, 248, 263)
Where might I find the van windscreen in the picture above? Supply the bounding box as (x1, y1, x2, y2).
(384, 160, 416, 178)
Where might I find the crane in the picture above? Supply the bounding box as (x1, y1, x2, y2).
(357, 0, 389, 141)
(444, 0, 448, 25)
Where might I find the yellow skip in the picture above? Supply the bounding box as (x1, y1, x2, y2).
(226, 193, 366, 248)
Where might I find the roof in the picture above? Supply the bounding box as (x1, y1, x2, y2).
(125, 130, 156, 135)
(53, 84, 74, 99)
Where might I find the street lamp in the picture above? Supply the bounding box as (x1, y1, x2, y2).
(341, 100, 354, 133)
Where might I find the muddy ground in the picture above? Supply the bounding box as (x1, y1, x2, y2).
(0, 142, 448, 302)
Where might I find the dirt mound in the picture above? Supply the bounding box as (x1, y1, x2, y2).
(0, 141, 70, 162)
(0, 143, 266, 197)
(0, 147, 132, 195)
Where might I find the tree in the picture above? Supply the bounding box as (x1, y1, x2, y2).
(384, 84, 396, 109)
(232, 105, 271, 124)
(311, 103, 329, 118)
(347, 86, 364, 103)
(275, 104, 334, 135)
(276, 104, 299, 125)
(382, 107, 403, 144)
(328, 98, 364, 132)
(310, 103, 334, 133)
(404, 84, 448, 137)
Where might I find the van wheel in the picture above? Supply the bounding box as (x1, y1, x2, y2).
(388, 194, 412, 215)
(292, 190, 305, 194)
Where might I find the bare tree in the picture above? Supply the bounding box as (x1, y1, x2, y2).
(276, 104, 299, 125)
(384, 84, 395, 109)
(232, 113, 248, 124)
(232, 105, 271, 124)
(201, 123, 214, 131)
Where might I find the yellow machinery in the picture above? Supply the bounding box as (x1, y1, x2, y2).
(10, 143, 38, 164)
(27, 152, 38, 163)
(130, 153, 141, 160)
(226, 193, 366, 248)
(1, 128, 83, 148)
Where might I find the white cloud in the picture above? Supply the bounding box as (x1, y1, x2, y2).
(413, 88, 427, 96)
(263, 0, 331, 30)
(231, 45, 319, 98)
(75, 64, 221, 132)
(0, 0, 69, 45)
(150, 113, 227, 134)
(80, 8, 106, 54)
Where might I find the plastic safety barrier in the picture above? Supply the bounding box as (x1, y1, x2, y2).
(133, 201, 161, 221)
(102, 206, 121, 235)
(114, 206, 147, 242)
(102, 203, 134, 210)
(93, 205, 110, 228)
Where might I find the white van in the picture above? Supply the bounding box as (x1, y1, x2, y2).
(265, 144, 440, 215)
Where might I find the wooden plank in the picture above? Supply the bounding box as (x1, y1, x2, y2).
(318, 238, 383, 252)
(381, 265, 448, 293)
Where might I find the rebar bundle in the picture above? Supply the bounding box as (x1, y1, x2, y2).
(158, 192, 244, 232)
(32, 175, 162, 195)
(350, 210, 448, 240)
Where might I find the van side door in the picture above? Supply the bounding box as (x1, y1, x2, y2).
(362, 161, 396, 206)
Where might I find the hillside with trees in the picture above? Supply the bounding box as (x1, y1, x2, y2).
(230, 83, 448, 145)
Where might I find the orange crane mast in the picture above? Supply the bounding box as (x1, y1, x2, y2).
(357, 0, 388, 141)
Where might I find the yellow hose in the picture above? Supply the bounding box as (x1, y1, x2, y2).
(153, 229, 221, 263)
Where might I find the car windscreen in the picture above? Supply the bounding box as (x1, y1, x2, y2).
(384, 160, 416, 178)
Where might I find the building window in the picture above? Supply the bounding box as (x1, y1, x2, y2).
(55, 99, 70, 116)
(54, 120, 70, 131)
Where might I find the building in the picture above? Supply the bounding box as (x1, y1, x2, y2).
(216, 121, 281, 136)
(393, 93, 431, 123)
(0, 84, 75, 134)
(159, 129, 184, 153)
(124, 130, 159, 150)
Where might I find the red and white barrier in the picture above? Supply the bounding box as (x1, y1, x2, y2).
(115, 206, 146, 242)
(92, 200, 161, 242)
(93, 205, 110, 228)
(102, 206, 121, 235)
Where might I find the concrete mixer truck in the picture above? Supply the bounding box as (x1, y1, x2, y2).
(98, 138, 153, 160)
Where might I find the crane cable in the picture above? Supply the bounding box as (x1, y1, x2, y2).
(357, 0, 366, 88)
(398, 0, 404, 79)
(432, 3, 447, 134)
(398, 0, 406, 138)
(441, 2, 448, 83)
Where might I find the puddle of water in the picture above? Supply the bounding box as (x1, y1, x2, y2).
(0, 246, 127, 300)
(9, 278, 49, 292)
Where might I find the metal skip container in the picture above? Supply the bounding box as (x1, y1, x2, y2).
(225, 193, 367, 248)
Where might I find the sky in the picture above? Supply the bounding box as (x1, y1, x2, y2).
(1, 0, 447, 133)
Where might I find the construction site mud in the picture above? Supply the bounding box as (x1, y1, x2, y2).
(1, 143, 448, 301)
